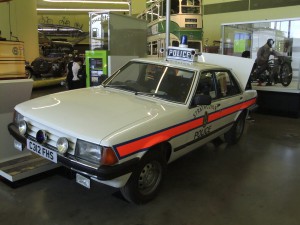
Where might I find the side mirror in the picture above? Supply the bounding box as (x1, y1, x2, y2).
(192, 94, 212, 107)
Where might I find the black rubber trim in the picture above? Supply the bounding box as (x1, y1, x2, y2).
(58, 155, 139, 181)
(7, 123, 26, 144)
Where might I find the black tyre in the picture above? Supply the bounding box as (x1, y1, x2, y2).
(280, 63, 292, 87)
(224, 112, 246, 145)
(120, 149, 166, 204)
(25, 69, 32, 79)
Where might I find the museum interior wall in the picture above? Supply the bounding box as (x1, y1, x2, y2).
(203, 4, 300, 46)
(0, 0, 39, 63)
(1, 0, 300, 63)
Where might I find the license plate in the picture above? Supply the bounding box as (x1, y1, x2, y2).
(26, 139, 57, 163)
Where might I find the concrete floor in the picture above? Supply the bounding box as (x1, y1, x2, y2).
(1, 85, 300, 225)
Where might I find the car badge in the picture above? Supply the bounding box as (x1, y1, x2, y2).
(36, 130, 48, 144)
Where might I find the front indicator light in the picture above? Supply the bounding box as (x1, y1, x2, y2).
(18, 120, 27, 135)
(57, 137, 69, 154)
(101, 147, 118, 166)
(13, 111, 24, 125)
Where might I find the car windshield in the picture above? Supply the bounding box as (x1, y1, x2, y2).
(103, 62, 195, 104)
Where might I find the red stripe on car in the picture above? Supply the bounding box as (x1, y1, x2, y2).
(116, 98, 256, 158)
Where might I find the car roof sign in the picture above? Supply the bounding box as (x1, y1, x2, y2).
(166, 46, 198, 62)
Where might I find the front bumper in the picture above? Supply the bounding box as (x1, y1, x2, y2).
(7, 123, 139, 181)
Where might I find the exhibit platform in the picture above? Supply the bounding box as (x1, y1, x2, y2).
(252, 81, 300, 117)
(0, 79, 59, 182)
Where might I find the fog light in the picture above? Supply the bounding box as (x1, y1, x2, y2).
(18, 120, 27, 135)
(57, 137, 69, 154)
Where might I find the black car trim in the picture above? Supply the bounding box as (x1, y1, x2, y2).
(8, 123, 26, 144)
(58, 155, 139, 180)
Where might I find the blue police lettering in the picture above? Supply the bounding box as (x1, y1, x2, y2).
(168, 49, 191, 59)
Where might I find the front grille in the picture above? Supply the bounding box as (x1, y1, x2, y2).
(25, 117, 76, 155)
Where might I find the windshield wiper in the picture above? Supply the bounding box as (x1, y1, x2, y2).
(103, 84, 126, 88)
(135, 91, 167, 96)
(103, 84, 138, 92)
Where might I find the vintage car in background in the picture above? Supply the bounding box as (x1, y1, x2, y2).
(8, 46, 257, 204)
(25, 41, 74, 79)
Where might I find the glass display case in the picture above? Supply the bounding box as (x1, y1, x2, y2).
(221, 18, 300, 116)
(88, 12, 147, 76)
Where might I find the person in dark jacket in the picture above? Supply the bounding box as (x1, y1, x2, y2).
(67, 57, 83, 90)
(255, 38, 281, 85)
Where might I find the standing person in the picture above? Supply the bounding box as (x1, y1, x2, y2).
(66, 57, 74, 89)
(67, 57, 82, 90)
(255, 38, 281, 85)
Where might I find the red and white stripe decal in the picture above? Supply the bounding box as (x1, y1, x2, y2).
(114, 97, 256, 158)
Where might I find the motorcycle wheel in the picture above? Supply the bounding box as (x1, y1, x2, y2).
(280, 63, 293, 87)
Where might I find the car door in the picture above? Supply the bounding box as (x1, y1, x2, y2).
(212, 70, 243, 130)
(180, 70, 220, 153)
(185, 69, 243, 150)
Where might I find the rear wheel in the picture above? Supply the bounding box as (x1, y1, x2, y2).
(224, 112, 246, 145)
(120, 149, 166, 204)
(280, 63, 292, 87)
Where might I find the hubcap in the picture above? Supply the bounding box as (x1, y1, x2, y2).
(138, 161, 162, 195)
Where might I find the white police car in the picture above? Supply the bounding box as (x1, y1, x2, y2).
(8, 46, 257, 204)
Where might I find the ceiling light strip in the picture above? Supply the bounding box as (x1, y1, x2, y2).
(37, 8, 129, 12)
(43, 0, 129, 4)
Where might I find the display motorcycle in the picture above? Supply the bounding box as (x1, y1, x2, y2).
(251, 55, 293, 87)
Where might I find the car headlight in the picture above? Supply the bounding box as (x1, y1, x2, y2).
(75, 140, 118, 166)
(75, 139, 102, 164)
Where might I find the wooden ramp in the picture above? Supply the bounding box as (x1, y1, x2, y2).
(0, 154, 60, 182)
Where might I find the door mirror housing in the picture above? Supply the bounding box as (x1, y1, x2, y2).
(191, 94, 212, 107)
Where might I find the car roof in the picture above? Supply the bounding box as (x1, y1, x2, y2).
(132, 57, 227, 72)
(132, 53, 255, 90)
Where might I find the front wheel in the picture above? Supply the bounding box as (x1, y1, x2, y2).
(120, 150, 166, 204)
(25, 69, 32, 79)
(280, 63, 293, 87)
(224, 112, 246, 145)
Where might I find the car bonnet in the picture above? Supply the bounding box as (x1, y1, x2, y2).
(15, 87, 174, 144)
